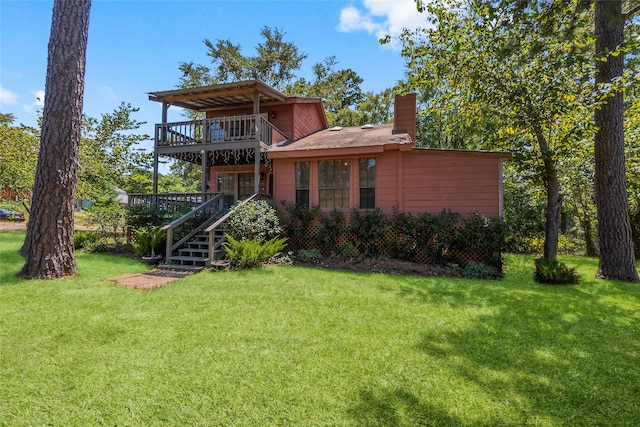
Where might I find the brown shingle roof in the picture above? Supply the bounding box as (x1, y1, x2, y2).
(268, 124, 412, 158)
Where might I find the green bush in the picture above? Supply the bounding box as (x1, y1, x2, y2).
(348, 208, 388, 257)
(226, 200, 282, 241)
(73, 230, 98, 250)
(534, 258, 580, 285)
(131, 226, 165, 258)
(314, 209, 345, 252)
(126, 203, 191, 228)
(462, 261, 502, 280)
(295, 248, 323, 264)
(224, 234, 287, 269)
(86, 204, 127, 245)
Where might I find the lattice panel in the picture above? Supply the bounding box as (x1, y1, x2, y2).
(285, 224, 491, 266)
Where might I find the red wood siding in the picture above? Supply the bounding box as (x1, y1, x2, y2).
(272, 149, 505, 218)
(293, 103, 325, 141)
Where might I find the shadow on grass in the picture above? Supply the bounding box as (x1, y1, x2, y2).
(350, 257, 640, 425)
(349, 387, 465, 427)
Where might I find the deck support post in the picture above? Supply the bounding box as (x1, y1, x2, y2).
(253, 91, 261, 195)
(153, 101, 169, 205)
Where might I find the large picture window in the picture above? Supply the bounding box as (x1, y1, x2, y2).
(295, 162, 310, 207)
(359, 158, 376, 209)
(318, 160, 350, 209)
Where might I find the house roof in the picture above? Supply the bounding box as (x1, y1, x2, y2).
(148, 79, 288, 112)
(268, 123, 413, 159)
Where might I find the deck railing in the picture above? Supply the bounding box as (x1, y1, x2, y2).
(155, 115, 288, 148)
(161, 193, 226, 259)
(128, 192, 219, 209)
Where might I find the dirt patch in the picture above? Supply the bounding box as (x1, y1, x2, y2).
(109, 269, 193, 290)
(297, 258, 462, 277)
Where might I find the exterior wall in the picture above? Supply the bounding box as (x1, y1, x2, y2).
(272, 149, 505, 218)
(207, 164, 271, 196)
(396, 151, 503, 218)
(292, 103, 326, 141)
(205, 99, 326, 142)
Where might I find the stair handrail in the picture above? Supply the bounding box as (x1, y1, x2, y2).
(204, 193, 259, 265)
(162, 194, 224, 259)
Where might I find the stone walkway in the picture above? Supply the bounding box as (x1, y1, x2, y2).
(109, 269, 194, 290)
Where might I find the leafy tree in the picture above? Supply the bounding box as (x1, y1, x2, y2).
(593, 0, 639, 281)
(21, 0, 91, 279)
(397, 0, 595, 261)
(0, 124, 39, 203)
(0, 113, 16, 125)
(180, 26, 307, 91)
(286, 56, 393, 127)
(78, 102, 151, 202)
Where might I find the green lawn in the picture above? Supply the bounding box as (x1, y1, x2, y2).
(1, 231, 639, 426)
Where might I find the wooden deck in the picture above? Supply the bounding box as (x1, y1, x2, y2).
(155, 115, 288, 154)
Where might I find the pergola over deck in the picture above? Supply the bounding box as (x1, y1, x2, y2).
(148, 80, 290, 196)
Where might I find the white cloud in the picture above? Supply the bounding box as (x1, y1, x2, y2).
(0, 85, 18, 105)
(99, 85, 117, 100)
(338, 0, 428, 48)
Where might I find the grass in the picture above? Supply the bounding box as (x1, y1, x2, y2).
(1, 231, 639, 426)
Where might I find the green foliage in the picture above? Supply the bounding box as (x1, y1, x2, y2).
(181, 26, 306, 91)
(295, 248, 322, 264)
(0, 123, 39, 202)
(279, 204, 505, 270)
(348, 208, 388, 257)
(126, 203, 192, 228)
(631, 207, 640, 259)
(224, 234, 287, 269)
(73, 230, 98, 250)
(131, 226, 165, 258)
(534, 258, 580, 285)
(85, 204, 127, 245)
(226, 200, 282, 240)
(314, 209, 346, 252)
(462, 261, 501, 280)
(78, 103, 151, 203)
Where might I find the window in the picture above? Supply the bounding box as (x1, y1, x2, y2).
(238, 173, 254, 199)
(318, 160, 350, 209)
(217, 174, 235, 207)
(295, 162, 310, 207)
(359, 158, 376, 209)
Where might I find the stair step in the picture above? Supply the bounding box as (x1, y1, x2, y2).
(158, 264, 204, 272)
(179, 247, 209, 255)
(168, 255, 209, 263)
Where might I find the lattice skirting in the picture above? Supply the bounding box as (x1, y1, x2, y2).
(285, 225, 496, 267)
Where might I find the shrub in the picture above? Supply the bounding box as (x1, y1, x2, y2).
(73, 230, 98, 250)
(295, 248, 322, 264)
(226, 200, 282, 240)
(348, 208, 388, 257)
(314, 209, 345, 253)
(534, 258, 580, 285)
(224, 234, 287, 269)
(126, 203, 191, 228)
(131, 226, 165, 258)
(85, 204, 127, 245)
(462, 261, 502, 280)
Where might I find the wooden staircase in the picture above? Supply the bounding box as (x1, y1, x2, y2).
(158, 194, 258, 272)
(160, 229, 227, 272)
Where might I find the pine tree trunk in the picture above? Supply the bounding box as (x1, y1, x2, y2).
(594, 0, 639, 282)
(20, 0, 91, 279)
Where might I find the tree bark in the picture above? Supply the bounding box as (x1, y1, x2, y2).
(593, 0, 639, 282)
(20, 0, 91, 279)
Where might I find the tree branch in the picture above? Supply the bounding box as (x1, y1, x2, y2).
(624, 4, 640, 21)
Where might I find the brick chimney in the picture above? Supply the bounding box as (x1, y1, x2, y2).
(392, 93, 417, 143)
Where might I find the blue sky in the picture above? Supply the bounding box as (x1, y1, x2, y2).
(1, 0, 426, 154)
